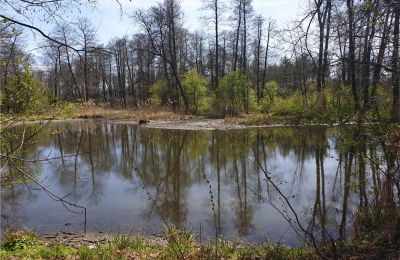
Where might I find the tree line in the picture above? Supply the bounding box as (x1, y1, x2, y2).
(0, 0, 399, 121)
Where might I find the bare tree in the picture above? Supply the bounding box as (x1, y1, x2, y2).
(76, 18, 97, 102)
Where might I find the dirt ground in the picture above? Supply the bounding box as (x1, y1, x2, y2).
(39, 232, 168, 248)
(1, 105, 347, 130)
(124, 119, 269, 130)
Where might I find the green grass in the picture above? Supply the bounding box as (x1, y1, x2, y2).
(2, 224, 398, 259)
(160, 228, 197, 259)
(0, 230, 307, 259)
(197, 239, 312, 260)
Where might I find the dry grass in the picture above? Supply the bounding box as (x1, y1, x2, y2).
(0, 103, 201, 124)
(71, 105, 194, 121)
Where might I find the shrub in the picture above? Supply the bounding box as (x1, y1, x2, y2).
(1, 231, 37, 251)
(0, 61, 48, 114)
(182, 68, 208, 114)
(325, 85, 354, 118)
(148, 80, 169, 107)
(259, 81, 278, 113)
(272, 90, 306, 115)
(216, 71, 256, 115)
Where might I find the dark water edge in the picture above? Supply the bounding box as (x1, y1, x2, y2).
(1, 120, 393, 247)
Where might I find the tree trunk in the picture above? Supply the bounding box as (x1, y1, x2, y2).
(391, 9, 399, 122)
(214, 0, 219, 91)
(347, 0, 360, 111)
(256, 17, 262, 101)
(262, 22, 271, 89)
(233, 0, 242, 71)
(370, 11, 390, 106)
(322, 0, 331, 89)
(242, 0, 247, 71)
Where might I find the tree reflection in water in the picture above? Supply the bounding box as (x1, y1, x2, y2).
(1, 121, 398, 247)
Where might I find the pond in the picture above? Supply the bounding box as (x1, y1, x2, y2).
(1, 120, 377, 246)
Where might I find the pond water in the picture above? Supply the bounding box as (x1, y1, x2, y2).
(1, 120, 372, 246)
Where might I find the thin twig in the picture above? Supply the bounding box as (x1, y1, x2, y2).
(9, 159, 87, 233)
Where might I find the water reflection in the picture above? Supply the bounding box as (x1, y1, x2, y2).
(1, 120, 394, 246)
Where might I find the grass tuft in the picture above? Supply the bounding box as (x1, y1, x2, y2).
(161, 227, 198, 259)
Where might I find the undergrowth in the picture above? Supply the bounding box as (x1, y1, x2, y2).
(0, 229, 309, 259)
(2, 227, 397, 259)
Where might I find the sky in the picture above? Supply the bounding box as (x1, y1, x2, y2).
(15, 0, 304, 50)
(3, 0, 306, 62)
(92, 0, 304, 44)
(87, 0, 304, 44)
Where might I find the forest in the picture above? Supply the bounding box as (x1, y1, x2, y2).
(0, 0, 398, 122)
(1, 0, 400, 259)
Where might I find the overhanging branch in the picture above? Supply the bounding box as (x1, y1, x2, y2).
(0, 14, 83, 52)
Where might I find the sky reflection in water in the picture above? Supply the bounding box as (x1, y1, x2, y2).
(1, 120, 362, 246)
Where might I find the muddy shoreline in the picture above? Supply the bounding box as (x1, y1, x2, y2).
(2, 117, 353, 131)
(34, 231, 254, 249)
(37, 232, 169, 248)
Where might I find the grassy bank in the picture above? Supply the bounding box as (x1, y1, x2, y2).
(1, 228, 399, 259)
(0, 230, 312, 260)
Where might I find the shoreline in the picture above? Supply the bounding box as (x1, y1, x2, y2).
(0, 104, 362, 130)
(1, 230, 312, 259)
(1, 229, 399, 259)
(1, 117, 359, 131)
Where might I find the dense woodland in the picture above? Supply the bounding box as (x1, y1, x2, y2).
(0, 0, 399, 121)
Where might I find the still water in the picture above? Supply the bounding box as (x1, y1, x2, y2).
(1, 120, 367, 246)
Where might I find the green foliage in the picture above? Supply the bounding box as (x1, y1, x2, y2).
(324, 85, 354, 118)
(0, 60, 48, 114)
(264, 80, 278, 98)
(1, 231, 37, 251)
(60, 101, 79, 118)
(181, 68, 208, 114)
(259, 80, 278, 113)
(272, 90, 306, 115)
(216, 71, 256, 115)
(148, 80, 169, 107)
(0, 124, 44, 187)
(0, 244, 75, 259)
(265, 84, 356, 123)
(36, 245, 75, 259)
(111, 233, 146, 251)
(77, 246, 97, 260)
